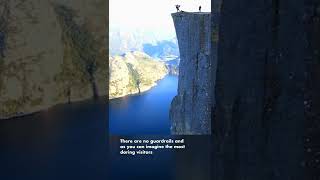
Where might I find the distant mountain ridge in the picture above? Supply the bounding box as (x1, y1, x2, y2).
(109, 28, 180, 60)
(109, 28, 160, 56)
(143, 39, 179, 60)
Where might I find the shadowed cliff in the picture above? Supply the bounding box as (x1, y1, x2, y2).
(170, 12, 213, 135)
(212, 0, 320, 179)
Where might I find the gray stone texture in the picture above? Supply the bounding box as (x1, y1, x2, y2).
(170, 12, 213, 135)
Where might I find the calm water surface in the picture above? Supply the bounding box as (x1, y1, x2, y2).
(0, 99, 108, 180)
(109, 75, 178, 135)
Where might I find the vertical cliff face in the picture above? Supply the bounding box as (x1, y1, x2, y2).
(212, 0, 307, 179)
(170, 12, 212, 135)
(0, 0, 107, 119)
(303, 0, 320, 178)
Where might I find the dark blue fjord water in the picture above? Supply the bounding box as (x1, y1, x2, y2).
(109, 75, 178, 135)
(0, 99, 108, 180)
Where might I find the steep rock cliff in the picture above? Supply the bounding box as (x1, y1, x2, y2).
(302, 0, 320, 178)
(212, 0, 307, 179)
(170, 12, 212, 135)
(0, 0, 107, 119)
(109, 51, 168, 99)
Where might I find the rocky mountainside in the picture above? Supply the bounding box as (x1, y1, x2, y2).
(109, 51, 168, 99)
(0, 0, 107, 119)
(109, 27, 180, 77)
(170, 12, 213, 135)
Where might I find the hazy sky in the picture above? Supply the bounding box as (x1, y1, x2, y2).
(110, 0, 211, 39)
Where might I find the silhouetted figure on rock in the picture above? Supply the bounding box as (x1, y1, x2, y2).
(175, 5, 180, 12)
(199, 6, 202, 12)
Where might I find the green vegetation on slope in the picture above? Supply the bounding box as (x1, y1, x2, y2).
(126, 63, 140, 92)
(109, 51, 168, 99)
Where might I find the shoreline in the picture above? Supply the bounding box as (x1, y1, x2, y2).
(1, 74, 176, 120)
(0, 95, 108, 120)
(109, 74, 175, 100)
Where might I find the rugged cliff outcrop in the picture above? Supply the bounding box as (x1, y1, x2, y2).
(0, 0, 107, 119)
(109, 51, 168, 99)
(170, 12, 212, 135)
(212, 0, 310, 179)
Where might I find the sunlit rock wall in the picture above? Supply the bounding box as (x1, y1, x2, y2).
(109, 51, 168, 99)
(0, 0, 107, 119)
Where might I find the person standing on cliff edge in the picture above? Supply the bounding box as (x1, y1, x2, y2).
(199, 6, 202, 12)
(175, 5, 180, 12)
